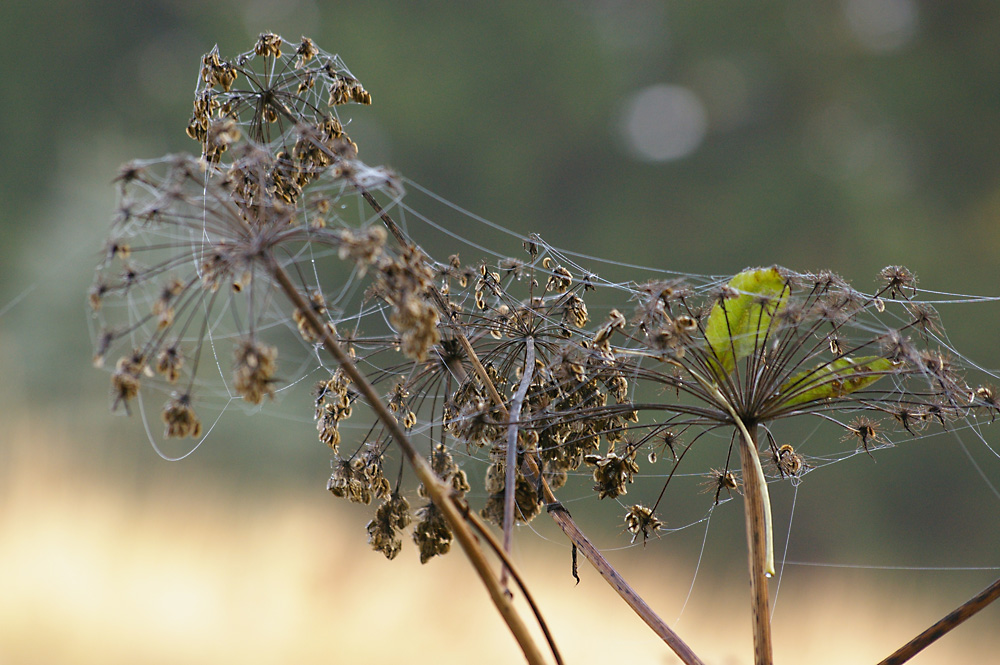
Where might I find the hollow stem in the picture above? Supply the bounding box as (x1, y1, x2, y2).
(735, 421, 774, 665)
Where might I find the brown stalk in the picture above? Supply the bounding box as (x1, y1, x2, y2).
(464, 505, 564, 658)
(456, 334, 705, 665)
(352, 183, 702, 665)
(736, 422, 774, 665)
(878, 576, 1000, 665)
(266, 255, 558, 665)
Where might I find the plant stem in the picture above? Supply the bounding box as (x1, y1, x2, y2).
(545, 503, 706, 665)
(736, 422, 774, 665)
(351, 184, 701, 664)
(878, 575, 1000, 665)
(267, 255, 557, 665)
(456, 335, 704, 665)
(502, 336, 536, 588)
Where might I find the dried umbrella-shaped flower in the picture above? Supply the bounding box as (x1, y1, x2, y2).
(92, 33, 1000, 665)
(91, 90, 393, 438)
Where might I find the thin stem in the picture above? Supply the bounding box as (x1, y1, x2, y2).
(459, 325, 703, 664)
(465, 506, 564, 663)
(877, 576, 1000, 665)
(266, 255, 556, 665)
(503, 336, 536, 587)
(545, 503, 706, 665)
(351, 183, 702, 664)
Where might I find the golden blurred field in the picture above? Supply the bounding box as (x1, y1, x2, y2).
(2, 416, 998, 665)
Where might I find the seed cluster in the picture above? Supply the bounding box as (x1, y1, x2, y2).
(92, 35, 998, 567)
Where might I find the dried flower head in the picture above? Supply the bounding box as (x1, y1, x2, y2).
(233, 340, 278, 404)
(584, 445, 640, 500)
(703, 468, 741, 505)
(190, 35, 371, 156)
(845, 416, 882, 458)
(412, 502, 452, 564)
(775, 444, 806, 481)
(366, 493, 412, 560)
(624, 504, 664, 544)
(161, 393, 202, 439)
(111, 352, 145, 413)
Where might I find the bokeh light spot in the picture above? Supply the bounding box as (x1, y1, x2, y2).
(619, 84, 707, 162)
(844, 0, 918, 52)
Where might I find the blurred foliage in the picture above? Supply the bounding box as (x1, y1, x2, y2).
(2, 0, 1000, 565)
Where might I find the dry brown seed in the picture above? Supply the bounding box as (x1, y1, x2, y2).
(162, 393, 202, 439)
(624, 504, 663, 544)
(232, 340, 278, 404)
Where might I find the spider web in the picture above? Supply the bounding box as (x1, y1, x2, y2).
(87, 34, 1000, 649)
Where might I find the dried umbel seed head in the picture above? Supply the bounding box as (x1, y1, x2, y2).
(880, 265, 917, 300)
(607, 374, 628, 402)
(974, 385, 1000, 419)
(775, 444, 806, 480)
(152, 278, 186, 329)
(293, 290, 336, 343)
(295, 36, 319, 67)
(584, 447, 639, 500)
(327, 73, 372, 106)
(358, 446, 392, 501)
(593, 309, 627, 350)
(391, 296, 440, 362)
(413, 503, 452, 564)
(336, 226, 387, 274)
(190, 34, 372, 157)
(366, 494, 412, 560)
(313, 369, 354, 450)
(327, 457, 375, 505)
(846, 416, 882, 458)
(111, 353, 145, 413)
(418, 445, 468, 500)
(155, 344, 184, 383)
(480, 472, 541, 526)
(484, 461, 506, 494)
(562, 294, 589, 328)
(703, 468, 741, 505)
(625, 504, 663, 545)
(254, 32, 283, 57)
(545, 264, 573, 293)
(161, 393, 202, 439)
(232, 340, 278, 404)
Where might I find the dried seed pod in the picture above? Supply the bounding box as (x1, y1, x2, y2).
(584, 447, 639, 500)
(412, 503, 452, 564)
(366, 494, 411, 560)
(625, 504, 663, 544)
(161, 393, 202, 439)
(232, 340, 278, 404)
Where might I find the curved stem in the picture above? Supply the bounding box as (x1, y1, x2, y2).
(675, 360, 775, 578)
(503, 336, 536, 587)
(352, 186, 701, 664)
(458, 334, 703, 664)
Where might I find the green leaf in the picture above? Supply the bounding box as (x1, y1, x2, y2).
(704, 267, 788, 378)
(777, 356, 895, 408)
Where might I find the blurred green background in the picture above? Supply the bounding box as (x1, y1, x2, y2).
(3, 1, 1000, 663)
